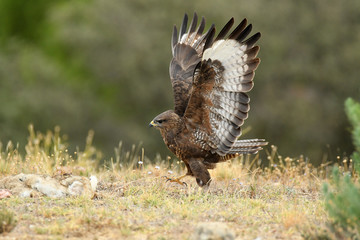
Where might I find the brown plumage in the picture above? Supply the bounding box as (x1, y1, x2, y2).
(150, 13, 267, 187)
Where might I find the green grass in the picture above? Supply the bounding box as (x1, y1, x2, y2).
(0, 125, 355, 239)
(0, 208, 17, 234)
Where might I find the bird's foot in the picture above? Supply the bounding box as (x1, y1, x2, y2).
(162, 176, 188, 186)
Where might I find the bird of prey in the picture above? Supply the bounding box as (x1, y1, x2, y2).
(149, 13, 267, 187)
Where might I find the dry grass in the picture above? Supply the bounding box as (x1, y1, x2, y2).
(0, 125, 341, 239)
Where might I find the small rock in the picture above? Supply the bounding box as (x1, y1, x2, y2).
(89, 175, 98, 191)
(67, 181, 85, 196)
(191, 222, 235, 240)
(0, 189, 12, 199)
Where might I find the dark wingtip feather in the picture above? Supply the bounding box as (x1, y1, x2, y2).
(236, 24, 252, 42)
(243, 32, 261, 47)
(215, 17, 234, 41)
(197, 16, 206, 35)
(203, 25, 215, 51)
(179, 13, 188, 41)
(188, 12, 198, 33)
(245, 45, 260, 58)
(245, 58, 261, 73)
(171, 25, 178, 55)
(229, 18, 247, 39)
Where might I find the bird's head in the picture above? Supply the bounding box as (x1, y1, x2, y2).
(149, 110, 181, 130)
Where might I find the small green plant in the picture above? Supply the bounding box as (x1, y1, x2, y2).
(0, 208, 17, 233)
(345, 97, 360, 174)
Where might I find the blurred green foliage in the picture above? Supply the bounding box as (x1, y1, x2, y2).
(323, 168, 360, 238)
(0, 0, 359, 162)
(345, 98, 360, 174)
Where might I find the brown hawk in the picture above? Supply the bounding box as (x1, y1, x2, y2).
(149, 13, 267, 187)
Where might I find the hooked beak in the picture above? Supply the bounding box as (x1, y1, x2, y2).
(149, 120, 157, 128)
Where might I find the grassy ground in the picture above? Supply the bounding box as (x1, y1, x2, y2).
(0, 126, 337, 239)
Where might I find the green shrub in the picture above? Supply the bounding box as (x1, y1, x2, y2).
(323, 168, 360, 238)
(319, 98, 360, 238)
(345, 98, 360, 174)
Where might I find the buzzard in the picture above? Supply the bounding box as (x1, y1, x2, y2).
(149, 13, 267, 187)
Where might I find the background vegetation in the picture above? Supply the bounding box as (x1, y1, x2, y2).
(0, 0, 359, 163)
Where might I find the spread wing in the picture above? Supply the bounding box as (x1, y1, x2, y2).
(184, 18, 266, 156)
(170, 13, 214, 116)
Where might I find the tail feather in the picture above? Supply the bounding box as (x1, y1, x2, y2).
(229, 139, 268, 154)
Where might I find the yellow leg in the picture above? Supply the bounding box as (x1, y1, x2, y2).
(164, 174, 188, 186)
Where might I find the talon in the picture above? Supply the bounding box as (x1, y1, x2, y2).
(162, 176, 172, 182)
(162, 176, 169, 181)
(163, 174, 188, 186)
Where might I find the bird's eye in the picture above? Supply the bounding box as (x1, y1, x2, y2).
(157, 119, 164, 124)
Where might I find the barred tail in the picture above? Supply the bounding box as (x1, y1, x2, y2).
(226, 139, 268, 156)
(218, 139, 267, 161)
